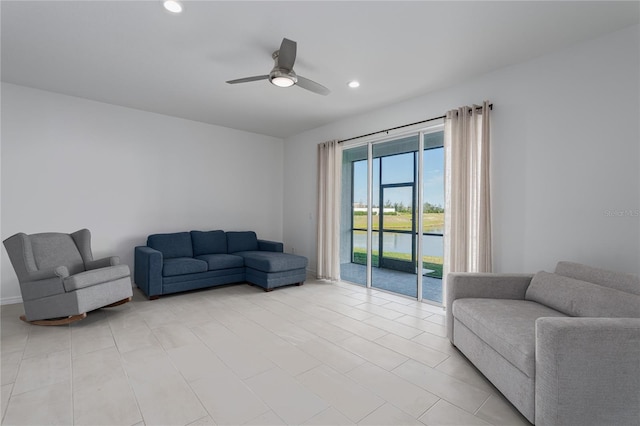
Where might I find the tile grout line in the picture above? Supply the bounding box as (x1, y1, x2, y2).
(108, 315, 148, 426)
(1, 321, 29, 424)
(474, 393, 493, 417)
(68, 325, 76, 425)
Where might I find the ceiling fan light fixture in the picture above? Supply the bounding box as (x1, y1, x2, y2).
(163, 0, 183, 13)
(269, 69, 297, 88)
(271, 76, 295, 87)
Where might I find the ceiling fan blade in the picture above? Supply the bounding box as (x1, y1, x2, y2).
(226, 75, 269, 84)
(296, 75, 330, 96)
(278, 38, 297, 71)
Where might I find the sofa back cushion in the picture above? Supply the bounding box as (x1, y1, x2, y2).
(147, 232, 193, 259)
(191, 230, 227, 256)
(555, 261, 640, 296)
(227, 231, 258, 253)
(525, 271, 640, 318)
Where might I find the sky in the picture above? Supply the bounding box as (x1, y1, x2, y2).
(352, 147, 444, 209)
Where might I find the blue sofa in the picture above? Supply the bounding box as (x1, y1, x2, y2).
(134, 230, 308, 299)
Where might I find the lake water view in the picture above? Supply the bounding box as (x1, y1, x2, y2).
(353, 231, 444, 258)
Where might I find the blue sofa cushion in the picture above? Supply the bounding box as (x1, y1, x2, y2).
(191, 230, 227, 256)
(227, 231, 259, 253)
(238, 251, 308, 273)
(162, 258, 207, 277)
(148, 232, 193, 259)
(195, 254, 245, 270)
(163, 268, 245, 285)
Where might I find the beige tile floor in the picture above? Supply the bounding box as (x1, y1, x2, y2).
(0, 279, 531, 426)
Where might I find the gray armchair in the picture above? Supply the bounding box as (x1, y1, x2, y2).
(3, 229, 133, 325)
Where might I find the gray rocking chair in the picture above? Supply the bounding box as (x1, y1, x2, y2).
(3, 229, 133, 325)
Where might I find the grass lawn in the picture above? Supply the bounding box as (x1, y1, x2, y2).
(352, 250, 443, 278)
(353, 212, 444, 233)
(351, 212, 444, 278)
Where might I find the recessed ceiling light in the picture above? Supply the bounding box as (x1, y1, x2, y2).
(163, 0, 183, 13)
(348, 80, 360, 88)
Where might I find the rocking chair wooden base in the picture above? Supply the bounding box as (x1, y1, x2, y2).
(103, 296, 132, 308)
(20, 312, 87, 326)
(19, 296, 132, 326)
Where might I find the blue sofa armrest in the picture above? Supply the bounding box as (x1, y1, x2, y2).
(258, 239, 284, 253)
(134, 246, 163, 298)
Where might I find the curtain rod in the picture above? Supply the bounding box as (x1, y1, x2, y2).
(338, 103, 493, 144)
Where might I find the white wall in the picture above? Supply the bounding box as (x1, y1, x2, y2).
(2, 25, 638, 304)
(1, 83, 284, 303)
(283, 24, 640, 277)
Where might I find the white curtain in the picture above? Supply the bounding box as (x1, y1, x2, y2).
(316, 140, 342, 281)
(443, 101, 492, 284)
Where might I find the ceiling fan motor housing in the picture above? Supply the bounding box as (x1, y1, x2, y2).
(270, 50, 297, 86)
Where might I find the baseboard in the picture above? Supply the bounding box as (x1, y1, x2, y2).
(1, 295, 23, 306)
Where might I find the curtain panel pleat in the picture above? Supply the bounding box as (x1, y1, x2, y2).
(316, 140, 342, 281)
(444, 101, 492, 288)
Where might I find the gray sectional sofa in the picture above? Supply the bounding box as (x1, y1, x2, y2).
(446, 261, 640, 426)
(134, 230, 307, 298)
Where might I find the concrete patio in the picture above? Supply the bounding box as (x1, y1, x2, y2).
(340, 263, 443, 304)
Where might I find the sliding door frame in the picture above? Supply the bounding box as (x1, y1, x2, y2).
(344, 121, 444, 303)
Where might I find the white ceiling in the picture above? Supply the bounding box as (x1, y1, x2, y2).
(2, 1, 638, 139)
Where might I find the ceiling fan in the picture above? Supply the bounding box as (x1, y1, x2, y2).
(226, 38, 330, 96)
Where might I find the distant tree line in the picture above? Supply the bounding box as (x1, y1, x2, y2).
(382, 200, 444, 214)
(423, 202, 444, 213)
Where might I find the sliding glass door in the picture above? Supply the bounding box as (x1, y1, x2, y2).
(371, 138, 419, 298)
(379, 184, 415, 271)
(340, 128, 444, 304)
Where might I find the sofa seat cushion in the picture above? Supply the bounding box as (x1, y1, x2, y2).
(453, 298, 567, 377)
(195, 254, 244, 271)
(63, 264, 130, 292)
(162, 267, 245, 285)
(236, 251, 308, 273)
(162, 258, 207, 277)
